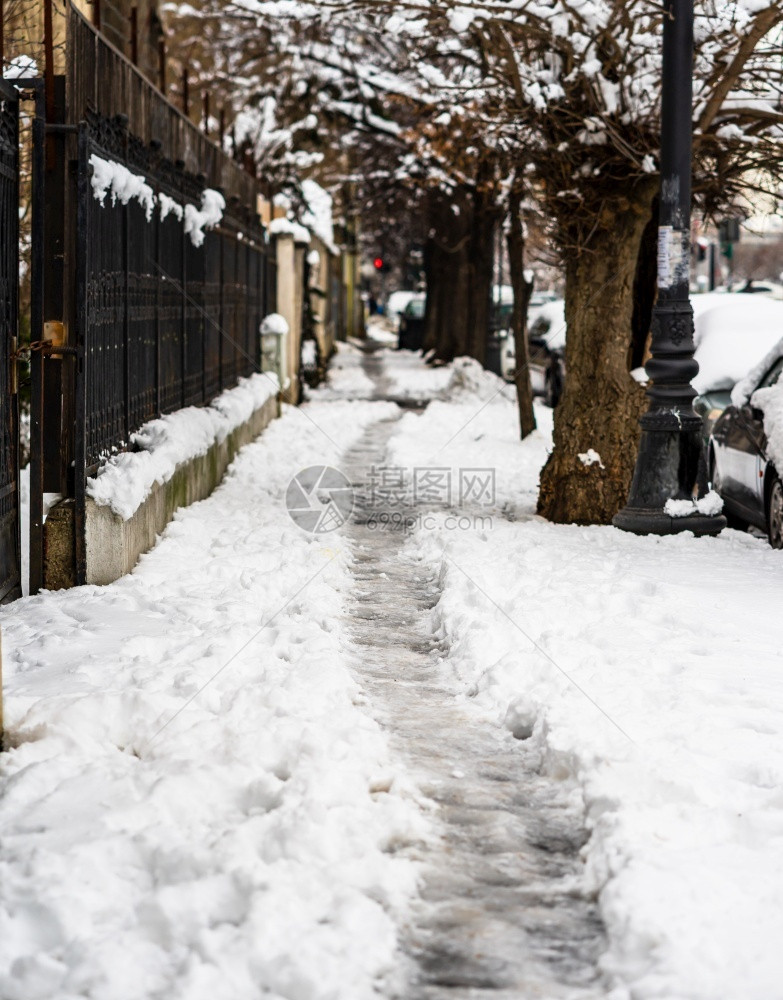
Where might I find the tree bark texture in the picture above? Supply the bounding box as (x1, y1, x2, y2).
(507, 187, 536, 440)
(538, 191, 654, 524)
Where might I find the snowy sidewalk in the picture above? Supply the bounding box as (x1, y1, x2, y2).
(0, 392, 425, 1000)
(340, 349, 604, 998)
(3, 337, 783, 1000)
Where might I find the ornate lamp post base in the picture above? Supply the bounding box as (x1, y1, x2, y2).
(614, 509, 726, 537)
(613, 411, 726, 537)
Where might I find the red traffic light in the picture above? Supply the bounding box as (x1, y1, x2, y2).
(373, 257, 384, 270)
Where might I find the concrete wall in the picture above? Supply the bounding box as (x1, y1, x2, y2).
(44, 394, 279, 590)
(275, 234, 308, 403)
(275, 234, 297, 400)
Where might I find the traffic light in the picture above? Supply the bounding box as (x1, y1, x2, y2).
(372, 256, 391, 273)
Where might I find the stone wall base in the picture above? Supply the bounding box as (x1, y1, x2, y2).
(44, 394, 279, 589)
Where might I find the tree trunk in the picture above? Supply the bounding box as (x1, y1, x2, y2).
(466, 186, 497, 363)
(507, 187, 536, 439)
(423, 185, 499, 365)
(538, 193, 654, 524)
(423, 190, 472, 361)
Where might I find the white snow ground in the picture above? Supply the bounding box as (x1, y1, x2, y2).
(4, 340, 783, 1000)
(384, 357, 783, 1000)
(0, 394, 427, 1000)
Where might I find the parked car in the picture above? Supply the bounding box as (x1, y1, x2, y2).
(528, 300, 566, 407)
(709, 341, 783, 544)
(397, 294, 426, 350)
(692, 294, 783, 441)
(386, 289, 418, 320)
(500, 298, 566, 406)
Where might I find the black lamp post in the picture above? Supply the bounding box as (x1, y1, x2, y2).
(614, 0, 725, 537)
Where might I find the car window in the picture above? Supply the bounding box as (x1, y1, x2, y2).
(759, 357, 783, 389)
(405, 299, 425, 319)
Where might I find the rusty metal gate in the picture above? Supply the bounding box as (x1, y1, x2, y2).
(0, 80, 21, 603)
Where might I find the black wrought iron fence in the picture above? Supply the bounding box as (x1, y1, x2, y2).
(25, 6, 279, 589)
(0, 80, 21, 603)
(75, 114, 272, 473)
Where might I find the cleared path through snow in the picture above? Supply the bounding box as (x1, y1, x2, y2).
(342, 346, 606, 998)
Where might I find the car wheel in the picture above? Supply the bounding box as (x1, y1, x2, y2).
(767, 473, 783, 548)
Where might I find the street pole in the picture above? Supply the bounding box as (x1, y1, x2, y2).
(614, 0, 725, 537)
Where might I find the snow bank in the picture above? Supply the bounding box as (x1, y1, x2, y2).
(388, 380, 783, 999)
(87, 373, 279, 520)
(0, 397, 424, 1000)
(385, 371, 552, 518)
(443, 356, 514, 403)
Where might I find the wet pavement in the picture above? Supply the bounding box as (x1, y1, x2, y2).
(340, 344, 607, 999)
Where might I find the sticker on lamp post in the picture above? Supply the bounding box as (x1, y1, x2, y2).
(286, 466, 354, 534)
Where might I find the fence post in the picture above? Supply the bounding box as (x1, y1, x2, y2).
(218, 230, 224, 392)
(152, 142, 162, 416)
(74, 123, 89, 587)
(179, 163, 187, 409)
(121, 116, 130, 442)
(29, 87, 46, 595)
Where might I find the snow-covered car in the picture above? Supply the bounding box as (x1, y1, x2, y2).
(501, 298, 566, 407)
(386, 290, 418, 321)
(692, 294, 783, 440)
(528, 300, 566, 404)
(709, 338, 783, 545)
